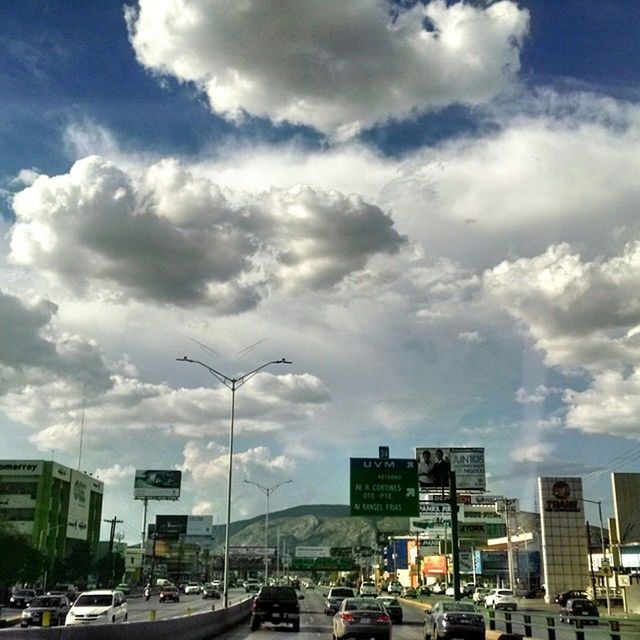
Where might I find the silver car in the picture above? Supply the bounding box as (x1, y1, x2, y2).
(333, 597, 392, 640)
(424, 601, 485, 640)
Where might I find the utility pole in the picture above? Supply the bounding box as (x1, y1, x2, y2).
(104, 517, 123, 587)
(449, 471, 461, 600)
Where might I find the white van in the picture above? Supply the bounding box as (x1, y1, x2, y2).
(65, 590, 128, 625)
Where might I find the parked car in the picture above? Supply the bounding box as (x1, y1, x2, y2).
(159, 585, 180, 603)
(202, 583, 221, 599)
(559, 598, 599, 625)
(115, 583, 131, 595)
(555, 590, 588, 606)
(210, 579, 222, 589)
(431, 583, 446, 595)
(324, 586, 356, 616)
(360, 581, 378, 597)
(65, 590, 128, 625)
(377, 595, 403, 624)
(21, 594, 70, 627)
(424, 600, 485, 640)
(9, 589, 37, 608)
(484, 589, 517, 611)
(333, 597, 392, 640)
(445, 587, 455, 597)
(184, 582, 201, 595)
(418, 585, 432, 596)
(402, 587, 418, 598)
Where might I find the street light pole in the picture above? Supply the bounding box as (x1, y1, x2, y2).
(177, 356, 291, 607)
(582, 498, 610, 615)
(244, 479, 293, 584)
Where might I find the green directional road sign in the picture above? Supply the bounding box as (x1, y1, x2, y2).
(290, 557, 356, 571)
(350, 457, 419, 517)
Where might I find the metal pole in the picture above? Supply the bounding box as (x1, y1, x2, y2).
(223, 383, 236, 609)
(506, 506, 516, 591)
(243, 479, 292, 586)
(265, 490, 270, 583)
(141, 497, 148, 584)
(597, 501, 611, 615)
(177, 357, 291, 608)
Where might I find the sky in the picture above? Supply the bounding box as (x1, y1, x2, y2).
(2, 0, 640, 543)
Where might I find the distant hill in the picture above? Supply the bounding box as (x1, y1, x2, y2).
(210, 504, 410, 553)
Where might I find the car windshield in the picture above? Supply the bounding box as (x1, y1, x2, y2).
(259, 587, 297, 599)
(443, 603, 477, 612)
(75, 594, 113, 607)
(331, 588, 355, 597)
(30, 597, 61, 607)
(15, 590, 35, 596)
(345, 599, 384, 611)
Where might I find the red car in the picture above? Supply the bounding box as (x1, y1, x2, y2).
(159, 585, 180, 603)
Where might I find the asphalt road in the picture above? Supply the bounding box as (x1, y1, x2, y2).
(4, 587, 640, 640)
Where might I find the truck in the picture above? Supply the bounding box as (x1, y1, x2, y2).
(250, 585, 303, 632)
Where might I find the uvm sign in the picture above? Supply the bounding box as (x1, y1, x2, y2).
(350, 458, 419, 517)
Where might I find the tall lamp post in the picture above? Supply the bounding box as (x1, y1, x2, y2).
(582, 497, 610, 615)
(177, 356, 291, 608)
(244, 479, 293, 584)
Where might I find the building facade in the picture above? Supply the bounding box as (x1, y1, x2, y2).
(0, 460, 103, 576)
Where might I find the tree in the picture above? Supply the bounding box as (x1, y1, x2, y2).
(0, 522, 44, 590)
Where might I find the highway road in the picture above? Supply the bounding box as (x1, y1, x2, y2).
(4, 587, 639, 640)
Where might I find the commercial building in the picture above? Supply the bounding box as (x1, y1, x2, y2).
(0, 460, 104, 579)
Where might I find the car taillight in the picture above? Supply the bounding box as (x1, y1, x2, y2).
(251, 599, 257, 611)
(377, 613, 390, 622)
(340, 612, 355, 622)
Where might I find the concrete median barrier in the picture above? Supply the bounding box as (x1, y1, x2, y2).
(0, 598, 252, 640)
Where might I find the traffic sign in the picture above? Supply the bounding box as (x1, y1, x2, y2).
(290, 557, 356, 571)
(350, 458, 419, 517)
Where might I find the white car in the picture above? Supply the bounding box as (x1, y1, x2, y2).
(184, 582, 201, 594)
(484, 589, 518, 611)
(65, 590, 128, 625)
(387, 582, 402, 595)
(359, 581, 378, 597)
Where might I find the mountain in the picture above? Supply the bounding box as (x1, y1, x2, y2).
(211, 504, 410, 552)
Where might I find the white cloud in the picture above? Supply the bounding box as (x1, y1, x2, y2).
(515, 385, 556, 404)
(565, 369, 640, 439)
(94, 463, 136, 486)
(9, 156, 405, 312)
(179, 440, 296, 518)
(126, 0, 528, 136)
(459, 331, 483, 344)
(9, 168, 41, 188)
(510, 441, 554, 463)
(484, 242, 640, 372)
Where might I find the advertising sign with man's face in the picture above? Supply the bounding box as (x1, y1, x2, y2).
(416, 447, 485, 492)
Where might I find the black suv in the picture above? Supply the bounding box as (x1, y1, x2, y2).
(250, 585, 304, 632)
(555, 590, 587, 606)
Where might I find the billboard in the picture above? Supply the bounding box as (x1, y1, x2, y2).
(612, 473, 640, 545)
(134, 469, 181, 499)
(155, 514, 188, 539)
(66, 469, 90, 541)
(416, 447, 485, 492)
(186, 515, 212, 536)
